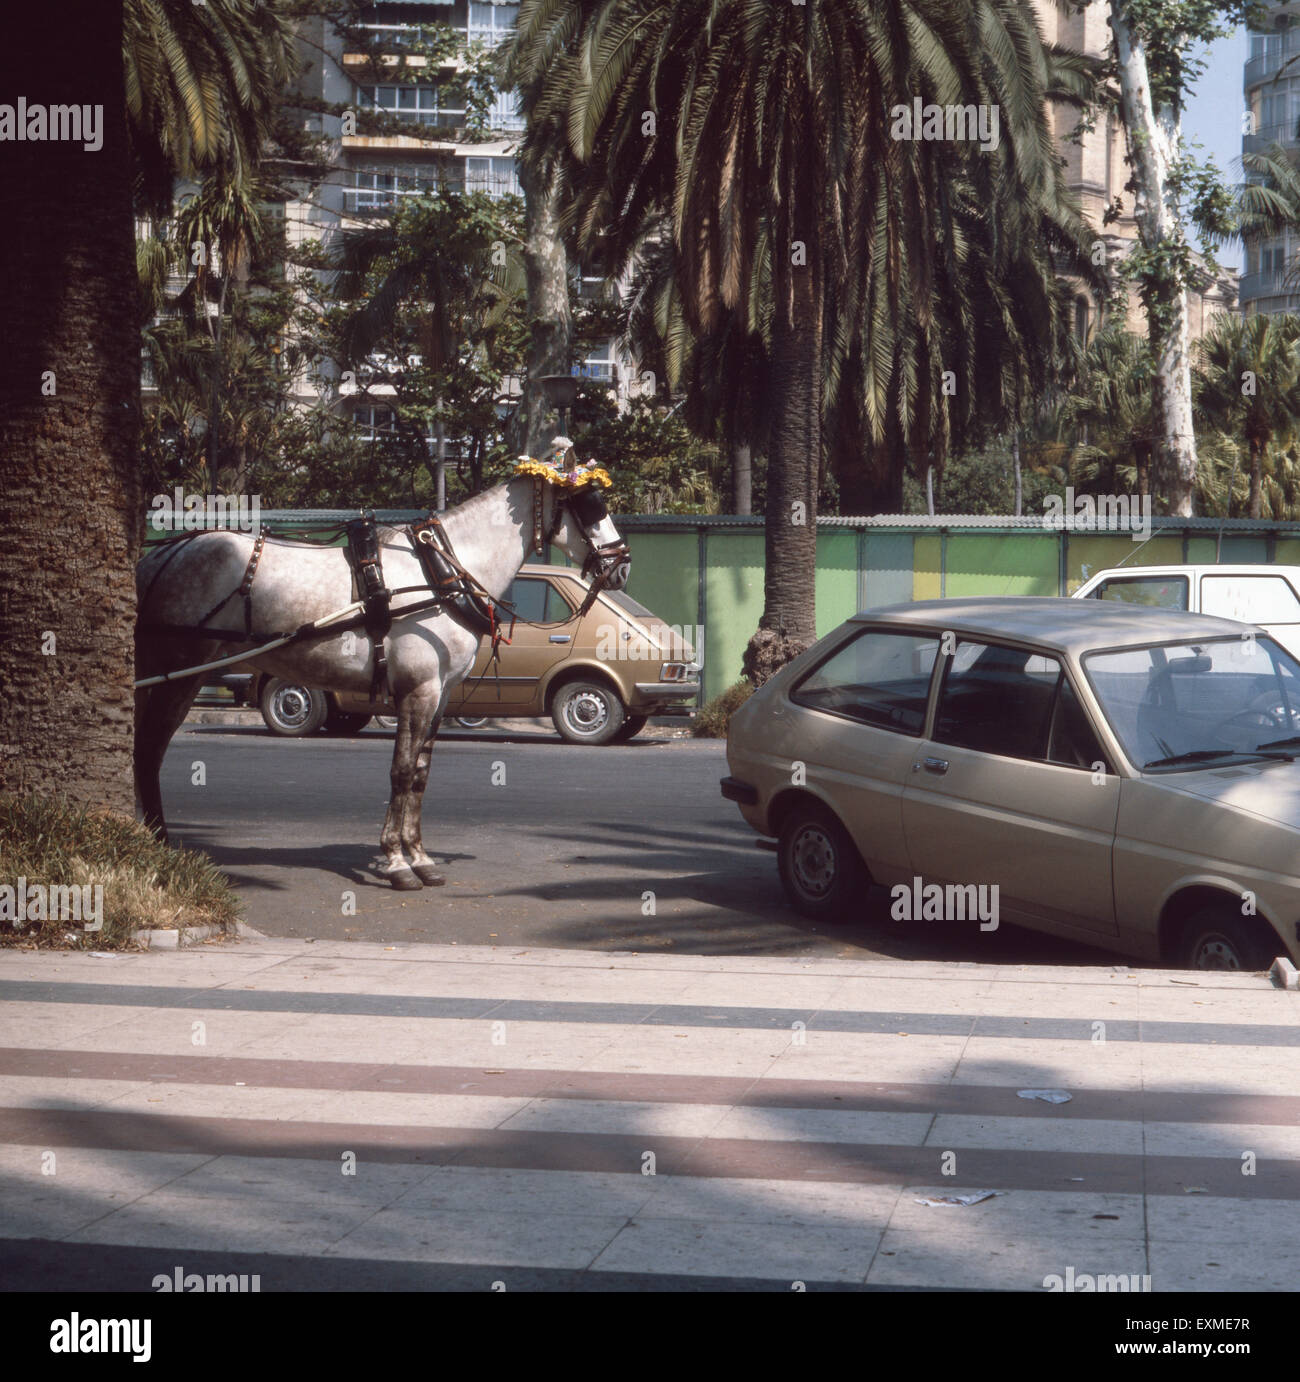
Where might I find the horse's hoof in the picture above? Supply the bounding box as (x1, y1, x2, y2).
(412, 863, 446, 887)
(389, 867, 423, 891)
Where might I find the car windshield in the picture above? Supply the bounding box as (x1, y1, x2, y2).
(1084, 636, 1300, 771)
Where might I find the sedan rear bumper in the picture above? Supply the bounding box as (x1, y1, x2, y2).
(634, 682, 700, 702)
(720, 775, 758, 806)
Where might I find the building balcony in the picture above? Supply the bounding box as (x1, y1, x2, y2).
(1243, 123, 1300, 155)
(1239, 268, 1299, 300)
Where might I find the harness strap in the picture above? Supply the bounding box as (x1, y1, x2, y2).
(345, 513, 393, 701)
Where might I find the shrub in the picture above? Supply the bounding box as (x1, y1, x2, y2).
(692, 679, 755, 738)
(0, 793, 241, 949)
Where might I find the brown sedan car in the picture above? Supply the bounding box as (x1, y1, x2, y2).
(240, 565, 699, 744)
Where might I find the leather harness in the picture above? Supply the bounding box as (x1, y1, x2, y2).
(137, 478, 631, 693)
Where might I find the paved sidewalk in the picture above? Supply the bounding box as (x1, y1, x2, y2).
(1, 939, 1297, 1291)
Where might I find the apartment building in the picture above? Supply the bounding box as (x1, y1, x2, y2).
(1242, 2, 1300, 314)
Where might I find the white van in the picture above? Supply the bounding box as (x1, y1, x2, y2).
(1073, 565, 1300, 661)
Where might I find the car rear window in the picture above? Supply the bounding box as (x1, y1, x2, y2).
(1202, 574, 1300, 624)
(791, 631, 939, 733)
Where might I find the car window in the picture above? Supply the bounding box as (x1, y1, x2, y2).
(506, 577, 551, 622)
(934, 641, 1063, 761)
(1090, 575, 1189, 609)
(1047, 675, 1109, 772)
(792, 631, 939, 734)
(1202, 574, 1300, 624)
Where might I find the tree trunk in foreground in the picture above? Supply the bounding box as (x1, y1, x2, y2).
(512, 155, 571, 458)
(1109, 1, 1198, 516)
(754, 258, 821, 651)
(0, 3, 142, 814)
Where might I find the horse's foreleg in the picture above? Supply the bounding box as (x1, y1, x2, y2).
(401, 702, 446, 886)
(379, 684, 440, 890)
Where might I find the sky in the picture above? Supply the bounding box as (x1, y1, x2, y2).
(1181, 26, 1250, 271)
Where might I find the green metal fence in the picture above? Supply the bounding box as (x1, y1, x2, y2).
(147, 510, 1300, 704)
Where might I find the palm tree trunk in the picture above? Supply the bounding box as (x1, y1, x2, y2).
(513, 156, 570, 457)
(730, 438, 752, 515)
(756, 262, 821, 647)
(1249, 438, 1264, 520)
(0, 2, 141, 814)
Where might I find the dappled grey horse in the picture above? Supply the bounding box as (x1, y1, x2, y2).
(134, 462, 629, 889)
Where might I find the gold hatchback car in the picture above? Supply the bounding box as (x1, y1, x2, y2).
(723, 597, 1300, 971)
(251, 564, 699, 744)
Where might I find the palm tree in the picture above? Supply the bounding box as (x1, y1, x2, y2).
(515, 0, 1090, 654)
(1195, 313, 1300, 519)
(1058, 327, 1159, 500)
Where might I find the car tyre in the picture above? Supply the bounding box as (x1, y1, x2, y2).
(611, 715, 648, 743)
(551, 679, 625, 745)
(777, 802, 868, 923)
(260, 679, 328, 737)
(451, 715, 489, 729)
(1176, 906, 1279, 972)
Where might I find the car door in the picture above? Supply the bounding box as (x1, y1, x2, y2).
(784, 627, 942, 886)
(1201, 572, 1300, 662)
(900, 639, 1120, 937)
(445, 575, 576, 712)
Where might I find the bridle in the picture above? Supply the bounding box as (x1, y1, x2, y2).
(533, 476, 631, 615)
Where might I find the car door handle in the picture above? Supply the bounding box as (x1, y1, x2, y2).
(549, 635, 571, 643)
(916, 757, 949, 775)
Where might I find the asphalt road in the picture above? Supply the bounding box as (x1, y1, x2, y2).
(161, 723, 1127, 965)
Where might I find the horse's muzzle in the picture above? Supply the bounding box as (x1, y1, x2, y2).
(584, 544, 630, 591)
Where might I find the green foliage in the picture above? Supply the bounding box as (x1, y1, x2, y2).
(0, 793, 241, 949)
(573, 399, 722, 513)
(692, 681, 755, 739)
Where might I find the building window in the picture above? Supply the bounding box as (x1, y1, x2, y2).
(463, 155, 521, 198)
(468, 3, 519, 47)
(355, 83, 467, 129)
(575, 339, 615, 381)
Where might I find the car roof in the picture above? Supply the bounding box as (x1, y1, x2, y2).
(851, 597, 1254, 655)
(1082, 564, 1300, 578)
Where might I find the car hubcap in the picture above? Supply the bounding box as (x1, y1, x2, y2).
(272, 686, 312, 730)
(791, 826, 836, 899)
(1192, 934, 1240, 970)
(566, 691, 608, 734)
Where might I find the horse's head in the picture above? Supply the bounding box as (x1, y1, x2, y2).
(517, 448, 630, 601)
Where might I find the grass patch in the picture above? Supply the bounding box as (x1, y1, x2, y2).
(692, 679, 755, 738)
(0, 793, 241, 950)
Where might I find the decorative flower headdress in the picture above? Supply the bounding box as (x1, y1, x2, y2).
(514, 436, 613, 490)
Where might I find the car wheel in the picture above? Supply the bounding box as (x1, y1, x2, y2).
(451, 715, 489, 729)
(374, 715, 398, 731)
(259, 679, 328, 737)
(611, 715, 648, 743)
(777, 803, 868, 923)
(323, 708, 372, 735)
(551, 680, 625, 745)
(1177, 906, 1279, 972)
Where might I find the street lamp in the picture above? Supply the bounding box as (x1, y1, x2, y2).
(538, 372, 579, 444)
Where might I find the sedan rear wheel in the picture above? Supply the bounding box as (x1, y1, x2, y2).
(1177, 907, 1278, 972)
(777, 803, 867, 923)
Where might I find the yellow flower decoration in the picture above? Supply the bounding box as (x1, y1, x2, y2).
(513, 457, 613, 489)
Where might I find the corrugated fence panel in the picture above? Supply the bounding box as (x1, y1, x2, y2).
(943, 533, 1059, 597)
(1066, 534, 1185, 590)
(703, 530, 766, 702)
(814, 530, 859, 637)
(861, 533, 914, 608)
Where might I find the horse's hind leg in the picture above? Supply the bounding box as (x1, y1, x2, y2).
(134, 657, 212, 842)
(379, 683, 440, 890)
